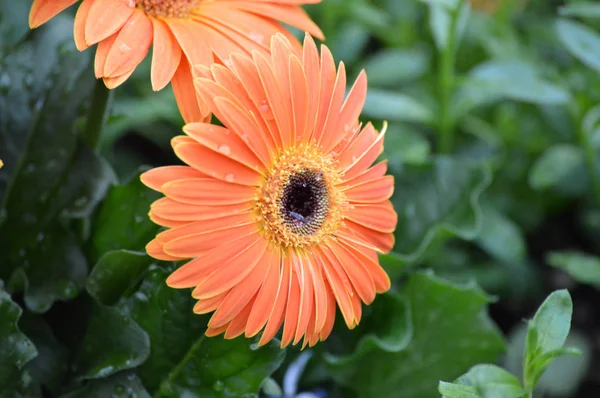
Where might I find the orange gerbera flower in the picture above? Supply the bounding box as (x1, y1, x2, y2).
(29, 0, 323, 123)
(141, 33, 397, 348)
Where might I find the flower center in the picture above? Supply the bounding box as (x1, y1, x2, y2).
(254, 143, 348, 249)
(136, 0, 200, 18)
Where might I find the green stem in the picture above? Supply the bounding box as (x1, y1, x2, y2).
(437, 0, 465, 154)
(577, 120, 600, 204)
(82, 78, 113, 150)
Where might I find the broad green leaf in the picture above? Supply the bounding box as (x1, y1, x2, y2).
(19, 313, 69, 395)
(73, 302, 150, 380)
(327, 272, 504, 398)
(438, 382, 479, 397)
(426, 0, 470, 51)
(326, 23, 370, 66)
(440, 364, 524, 398)
(362, 90, 433, 124)
(123, 267, 286, 397)
(0, 0, 29, 48)
(528, 144, 584, 191)
(0, 285, 38, 390)
(556, 18, 600, 73)
(86, 250, 153, 305)
(475, 203, 526, 264)
(547, 251, 600, 290)
(524, 290, 576, 390)
(349, 1, 392, 32)
(360, 48, 430, 87)
(391, 157, 491, 262)
(0, 18, 114, 312)
(90, 170, 160, 261)
(7, 224, 88, 313)
(62, 372, 150, 398)
(559, 2, 600, 18)
(453, 60, 570, 118)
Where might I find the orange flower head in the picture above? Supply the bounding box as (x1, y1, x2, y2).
(141, 33, 398, 348)
(29, 0, 323, 123)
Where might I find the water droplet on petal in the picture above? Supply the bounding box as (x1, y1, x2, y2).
(119, 43, 131, 54)
(248, 31, 265, 44)
(218, 144, 231, 156)
(225, 174, 235, 182)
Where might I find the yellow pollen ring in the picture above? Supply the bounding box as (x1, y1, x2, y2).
(136, 0, 200, 18)
(254, 143, 348, 249)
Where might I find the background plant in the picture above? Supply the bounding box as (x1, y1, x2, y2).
(1, 0, 600, 397)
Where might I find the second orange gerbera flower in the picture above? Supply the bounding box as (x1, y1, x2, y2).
(142, 34, 397, 348)
(29, 0, 323, 122)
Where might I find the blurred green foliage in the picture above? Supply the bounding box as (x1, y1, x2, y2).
(2, 0, 600, 397)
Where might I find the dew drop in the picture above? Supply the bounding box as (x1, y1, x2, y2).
(119, 43, 131, 54)
(225, 174, 235, 182)
(248, 31, 265, 45)
(218, 144, 231, 156)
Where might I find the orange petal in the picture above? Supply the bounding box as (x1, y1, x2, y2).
(141, 165, 207, 192)
(146, 239, 185, 261)
(104, 8, 152, 78)
(329, 70, 368, 151)
(325, 241, 376, 305)
(29, 0, 77, 28)
(281, 262, 301, 348)
(149, 212, 190, 228)
(85, 0, 134, 46)
(302, 34, 321, 139)
(103, 69, 135, 89)
(166, 233, 261, 288)
(150, 197, 252, 222)
(156, 211, 252, 243)
(293, 253, 314, 345)
(341, 161, 388, 188)
(173, 142, 262, 186)
(345, 220, 395, 254)
(165, 18, 213, 66)
(162, 222, 257, 258)
(347, 202, 398, 233)
(172, 59, 207, 123)
(318, 62, 347, 151)
(311, 44, 336, 142)
(94, 33, 118, 79)
(205, 324, 228, 337)
(289, 55, 309, 146)
(208, 249, 275, 328)
(224, 297, 255, 339)
(162, 178, 255, 205)
(307, 254, 328, 334)
(246, 251, 281, 338)
(344, 176, 394, 203)
(339, 238, 391, 294)
(150, 18, 182, 91)
(73, 0, 93, 51)
(342, 123, 386, 180)
(258, 256, 289, 346)
(319, 283, 337, 341)
(192, 237, 268, 299)
(193, 291, 228, 313)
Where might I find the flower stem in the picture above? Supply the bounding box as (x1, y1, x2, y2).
(83, 78, 113, 150)
(437, 0, 465, 154)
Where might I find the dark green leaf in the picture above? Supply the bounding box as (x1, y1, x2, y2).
(559, 2, 600, 18)
(19, 313, 69, 395)
(86, 250, 153, 305)
(121, 267, 285, 397)
(62, 372, 150, 398)
(383, 124, 431, 168)
(0, 0, 29, 49)
(391, 157, 491, 262)
(90, 170, 160, 261)
(327, 272, 504, 398)
(475, 203, 526, 264)
(547, 251, 600, 290)
(556, 18, 600, 73)
(438, 381, 479, 397)
(73, 302, 150, 380)
(0, 285, 37, 391)
(360, 48, 430, 87)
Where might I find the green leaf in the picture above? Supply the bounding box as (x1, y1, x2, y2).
(62, 372, 151, 398)
(475, 203, 526, 264)
(362, 89, 433, 124)
(0, 0, 30, 49)
(0, 286, 38, 390)
(391, 157, 491, 262)
(19, 313, 69, 395)
(123, 267, 286, 397)
(559, 2, 600, 18)
(524, 290, 575, 390)
(441, 364, 524, 398)
(383, 124, 431, 167)
(326, 22, 370, 66)
(438, 381, 479, 397)
(556, 18, 600, 73)
(86, 250, 153, 306)
(426, 1, 470, 51)
(359, 48, 430, 87)
(327, 272, 504, 398)
(0, 18, 114, 312)
(547, 251, 600, 290)
(73, 302, 150, 380)
(453, 60, 570, 118)
(90, 170, 160, 261)
(528, 144, 584, 191)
